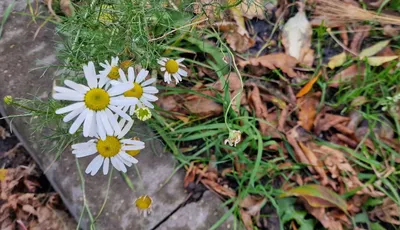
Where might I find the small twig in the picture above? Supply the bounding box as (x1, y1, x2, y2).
(47, 0, 62, 22)
(326, 28, 358, 57)
(149, 18, 208, 42)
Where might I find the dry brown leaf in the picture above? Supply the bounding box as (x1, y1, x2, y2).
(286, 127, 313, 173)
(298, 142, 328, 185)
(248, 83, 269, 135)
(282, 4, 313, 66)
(226, 32, 255, 53)
(239, 53, 298, 78)
(296, 72, 321, 98)
(201, 179, 236, 198)
(297, 94, 320, 131)
(184, 163, 196, 189)
(312, 144, 384, 197)
(184, 90, 223, 117)
(314, 113, 349, 135)
(304, 204, 344, 230)
(239, 195, 267, 230)
(369, 197, 400, 225)
(383, 25, 399, 37)
(329, 64, 365, 88)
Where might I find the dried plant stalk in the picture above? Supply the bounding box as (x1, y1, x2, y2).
(314, 0, 400, 26)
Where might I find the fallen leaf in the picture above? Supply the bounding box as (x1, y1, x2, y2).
(314, 113, 349, 135)
(369, 197, 400, 225)
(239, 195, 267, 230)
(282, 4, 313, 64)
(297, 94, 320, 131)
(328, 52, 346, 69)
(201, 178, 236, 198)
(329, 64, 365, 88)
(281, 184, 348, 214)
(366, 56, 398, 66)
(312, 145, 385, 197)
(298, 142, 328, 185)
(296, 71, 321, 98)
(248, 83, 269, 135)
(226, 32, 255, 53)
(304, 204, 344, 230)
(239, 53, 298, 78)
(383, 25, 399, 37)
(286, 127, 313, 172)
(359, 40, 391, 58)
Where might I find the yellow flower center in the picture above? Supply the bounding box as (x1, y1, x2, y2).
(135, 195, 152, 210)
(84, 88, 110, 111)
(123, 83, 143, 98)
(96, 136, 121, 158)
(165, 60, 179, 74)
(126, 137, 141, 156)
(107, 66, 120, 80)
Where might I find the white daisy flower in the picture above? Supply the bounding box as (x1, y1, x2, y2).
(116, 67, 159, 114)
(53, 61, 138, 139)
(99, 56, 121, 85)
(158, 57, 188, 84)
(72, 120, 145, 176)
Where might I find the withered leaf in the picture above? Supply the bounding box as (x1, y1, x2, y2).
(282, 5, 313, 65)
(297, 94, 320, 131)
(329, 64, 365, 88)
(369, 197, 400, 225)
(314, 113, 349, 135)
(281, 184, 348, 214)
(298, 142, 328, 185)
(296, 72, 321, 98)
(328, 52, 346, 69)
(201, 178, 236, 198)
(239, 53, 298, 78)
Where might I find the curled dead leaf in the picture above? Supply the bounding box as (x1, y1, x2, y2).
(329, 64, 365, 88)
(297, 93, 320, 131)
(239, 53, 298, 77)
(281, 184, 348, 214)
(369, 198, 400, 225)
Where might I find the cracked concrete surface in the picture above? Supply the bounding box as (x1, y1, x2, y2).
(0, 2, 233, 230)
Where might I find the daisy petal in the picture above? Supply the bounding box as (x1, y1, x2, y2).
(111, 97, 138, 106)
(63, 106, 85, 122)
(141, 78, 156, 87)
(56, 102, 85, 114)
(108, 105, 132, 121)
(83, 110, 94, 137)
(142, 93, 158, 102)
(99, 111, 113, 136)
(74, 146, 98, 158)
(139, 99, 154, 109)
(96, 112, 106, 140)
(103, 158, 110, 175)
(176, 58, 185, 63)
(115, 157, 127, 172)
(110, 157, 121, 171)
(85, 155, 103, 175)
(122, 145, 144, 151)
(69, 109, 89, 134)
(127, 67, 135, 82)
(53, 93, 84, 101)
(178, 68, 188, 77)
(119, 69, 128, 82)
(108, 83, 133, 96)
(105, 108, 121, 134)
(143, 86, 158, 94)
(117, 120, 134, 139)
(157, 60, 166, 65)
(64, 80, 90, 94)
(121, 139, 145, 146)
(135, 69, 148, 83)
(84, 62, 98, 88)
(163, 72, 171, 84)
(119, 152, 138, 164)
(54, 86, 82, 95)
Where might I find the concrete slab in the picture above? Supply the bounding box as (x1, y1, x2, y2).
(0, 2, 234, 230)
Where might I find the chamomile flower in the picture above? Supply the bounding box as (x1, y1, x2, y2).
(53, 61, 137, 139)
(72, 121, 144, 176)
(99, 56, 121, 85)
(135, 107, 152, 121)
(135, 195, 153, 217)
(158, 57, 188, 84)
(224, 130, 242, 147)
(117, 67, 159, 114)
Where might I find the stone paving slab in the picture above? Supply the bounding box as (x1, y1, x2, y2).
(0, 2, 233, 230)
